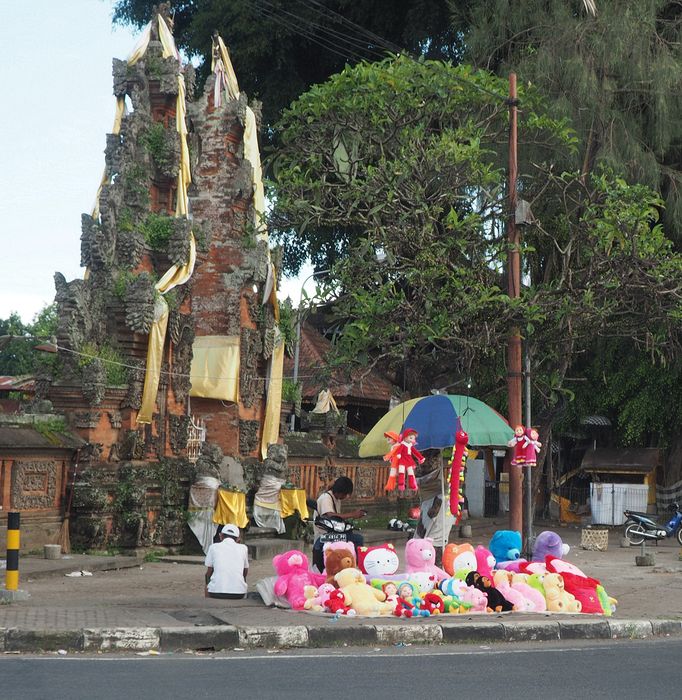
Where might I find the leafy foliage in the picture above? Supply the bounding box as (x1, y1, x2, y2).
(112, 0, 461, 128)
(0, 306, 58, 376)
(270, 57, 682, 402)
(456, 0, 682, 243)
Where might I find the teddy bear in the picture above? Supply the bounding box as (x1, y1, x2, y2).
(532, 530, 570, 562)
(510, 572, 547, 612)
(489, 530, 523, 565)
(335, 568, 396, 616)
(541, 572, 582, 613)
(272, 550, 326, 610)
(303, 582, 336, 612)
(323, 546, 357, 586)
(474, 545, 496, 580)
(325, 588, 356, 616)
(404, 538, 448, 581)
(492, 570, 530, 611)
(442, 542, 477, 577)
(357, 543, 400, 578)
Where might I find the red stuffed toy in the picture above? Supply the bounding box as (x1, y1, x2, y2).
(325, 589, 353, 615)
(523, 427, 542, 467)
(448, 428, 468, 522)
(508, 425, 526, 466)
(393, 428, 424, 491)
(383, 431, 402, 491)
(420, 592, 445, 616)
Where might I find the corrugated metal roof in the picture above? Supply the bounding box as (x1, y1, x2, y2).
(581, 448, 660, 474)
(581, 415, 612, 427)
(0, 375, 35, 392)
(283, 322, 395, 406)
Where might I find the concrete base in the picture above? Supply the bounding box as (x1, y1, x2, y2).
(635, 553, 656, 567)
(0, 588, 30, 602)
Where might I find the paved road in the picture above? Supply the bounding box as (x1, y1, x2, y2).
(2, 638, 680, 699)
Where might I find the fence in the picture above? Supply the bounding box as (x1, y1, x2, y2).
(554, 483, 650, 525)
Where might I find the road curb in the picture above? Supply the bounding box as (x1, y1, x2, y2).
(1, 618, 681, 653)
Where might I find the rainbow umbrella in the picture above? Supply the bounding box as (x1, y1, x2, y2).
(358, 394, 513, 457)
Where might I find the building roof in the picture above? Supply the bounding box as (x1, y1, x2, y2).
(580, 448, 660, 474)
(283, 322, 395, 407)
(0, 375, 35, 392)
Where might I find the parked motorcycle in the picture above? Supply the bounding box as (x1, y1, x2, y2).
(623, 503, 682, 546)
(306, 497, 361, 572)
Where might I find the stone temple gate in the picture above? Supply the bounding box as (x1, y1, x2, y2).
(40, 8, 284, 549)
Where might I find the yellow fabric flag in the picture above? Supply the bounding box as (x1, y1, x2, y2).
(260, 330, 285, 459)
(189, 336, 240, 401)
(213, 490, 249, 528)
(280, 489, 309, 520)
(136, 297, 170, 424)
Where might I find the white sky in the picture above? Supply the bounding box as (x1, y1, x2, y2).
(0, 0, 309, 325)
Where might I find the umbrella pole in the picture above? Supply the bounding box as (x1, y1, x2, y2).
(440, 452, 446, 552)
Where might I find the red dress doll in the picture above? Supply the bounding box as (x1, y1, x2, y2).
(394, 428, 424, 491)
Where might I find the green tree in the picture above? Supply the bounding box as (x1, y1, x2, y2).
(271, 57, 682, 404)
(0, 305, 58, 376)
(113, 0, 460, 127)
(455, 0, 682, 243)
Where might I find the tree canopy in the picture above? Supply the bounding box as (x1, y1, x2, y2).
(456, 0, 682, 243)
(113, 0, 459, 127)
(270, 57, 682, 407)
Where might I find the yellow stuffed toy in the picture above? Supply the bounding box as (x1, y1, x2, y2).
(334, 568, 396, 616)
(542, 572, 582, 613)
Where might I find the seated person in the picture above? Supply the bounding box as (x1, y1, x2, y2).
(204, 524, 249, 599)
(312, 476, 366, 572)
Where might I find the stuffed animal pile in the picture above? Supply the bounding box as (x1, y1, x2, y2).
(264, 530, 617, 617)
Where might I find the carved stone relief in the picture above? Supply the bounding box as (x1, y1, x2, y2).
(169, 414, 191, 455)
(239, 419, 260, 455)
(108, 411, 122, 429)
(11, 461, 57, 510)
(240, 328, 263, 408)
(75, 411, 102, 429)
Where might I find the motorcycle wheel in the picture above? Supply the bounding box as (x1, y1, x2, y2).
(677, 526, 682, 547)
(624, 522, 647, 546)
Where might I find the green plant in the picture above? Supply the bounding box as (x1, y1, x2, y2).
(33, 417, 68, 438)
(140, 213, 174, 249)
(282, 378, 302, 404)
(143, 549, 168, 563)
(140, 123, 175, 174)
(118, 207, 135, 233)
(78, 342, 128, 386)
(113, 270, 134, 299)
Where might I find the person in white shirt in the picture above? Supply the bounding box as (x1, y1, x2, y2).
(204, 524, 249, 599)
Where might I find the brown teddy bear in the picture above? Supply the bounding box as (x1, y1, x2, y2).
(324, 547, 357, 586)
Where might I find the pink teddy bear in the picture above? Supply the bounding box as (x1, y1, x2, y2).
(273, 550, 326, 610)
(303, 583, 336, 612)
(404, 538, 449, 581)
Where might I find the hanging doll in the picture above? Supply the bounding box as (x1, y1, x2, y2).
(448, 428, 468, 522)
(383, 431, 402, 491)
(523, 427, 542, 467)
(394, 428, 425, 491)
(508, 425, 526, 466)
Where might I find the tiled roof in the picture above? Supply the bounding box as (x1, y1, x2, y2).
(0, 375, 35, 392)
(283, 322, 395, 407)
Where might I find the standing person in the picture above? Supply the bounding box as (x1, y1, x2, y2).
(312, 476, 366, 572)
(204, 524, 249, 599)
(414, 449, 455, 567)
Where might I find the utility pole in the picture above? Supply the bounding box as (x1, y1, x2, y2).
(506, 73, 523, 533)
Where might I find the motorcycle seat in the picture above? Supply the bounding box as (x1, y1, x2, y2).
(625, 510, 654, 519)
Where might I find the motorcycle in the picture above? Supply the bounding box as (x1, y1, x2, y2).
(623, 502, 682, 546)
(306, 498, 360, 573)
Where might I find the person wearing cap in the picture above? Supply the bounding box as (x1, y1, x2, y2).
(204, 524, 249, 599)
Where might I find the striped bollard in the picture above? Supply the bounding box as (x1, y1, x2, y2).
(5, 511, 20, 591)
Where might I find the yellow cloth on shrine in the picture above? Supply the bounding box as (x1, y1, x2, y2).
(280, 489, 309, 520)
(189, 336, 240, 401)
(136, 298, 170, 424)
(213, 489, 248, 528)
(260, 329, 284, 458)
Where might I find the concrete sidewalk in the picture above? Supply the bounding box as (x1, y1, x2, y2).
(1, 518, 681, 653)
